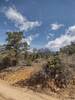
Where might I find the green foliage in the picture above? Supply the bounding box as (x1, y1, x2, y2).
(26, 59, 32, 66)
(47, 56, 61, 68)
(43, 56, 72, 88)
(60, 42, 75, 55)
(6, 32, 28, 65)
(0, 54, 17, 67)
(6, 32, 23, 50)
(2, 56, 11, 67)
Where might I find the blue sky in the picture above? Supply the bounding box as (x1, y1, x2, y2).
(0, 0, 75, 51)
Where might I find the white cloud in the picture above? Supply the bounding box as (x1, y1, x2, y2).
(3, 7, 41, 31)
(46, 25, 75, 51)
(50, 23, 64, 30)
(27, 48, 34, 53)
(21, 33, 39, 45)
(47, 33, 54, 40)
(66, 25, 75, 35)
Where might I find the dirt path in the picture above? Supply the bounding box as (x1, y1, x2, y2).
(0, 79, 60, 100)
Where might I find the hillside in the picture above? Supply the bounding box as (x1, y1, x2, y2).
(0, 55, 75, 100)
(0, 39, 75, 100)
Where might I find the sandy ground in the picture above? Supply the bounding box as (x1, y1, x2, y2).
(0, 79, 60, 100)
(0, 63, 43, 84)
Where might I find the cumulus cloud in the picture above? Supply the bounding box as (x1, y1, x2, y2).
(21, 33, 39, 45)
(3, 7, 41, 31)
(50, 23, 64, 30)
(66, 25, 75, 35)
(46, 25, 75, 51)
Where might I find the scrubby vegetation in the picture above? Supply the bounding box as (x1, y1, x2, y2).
(0, 31, 75, 95)
(15, 56, 73, 92)
(0, 32, 29, 68)
(60, 42, 75, 55)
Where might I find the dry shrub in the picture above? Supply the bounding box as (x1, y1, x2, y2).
(0, 55, 17, 70)
(15, 56, 73, 92)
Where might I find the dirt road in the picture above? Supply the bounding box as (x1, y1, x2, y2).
(0, 80, 60, 100)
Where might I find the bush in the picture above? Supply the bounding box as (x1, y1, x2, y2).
(11, 59, 17, 66)
(43, 56, 73, 88)
(2, 56, 11, 67)
(26, 60, 32, 66)
(0, 55, 17, 70)
(20, 56, 73, 91)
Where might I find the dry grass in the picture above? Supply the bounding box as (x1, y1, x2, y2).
(0, 58, 75, 100)
(3, 68, 34, 84)
(0, 63, 43, 84)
